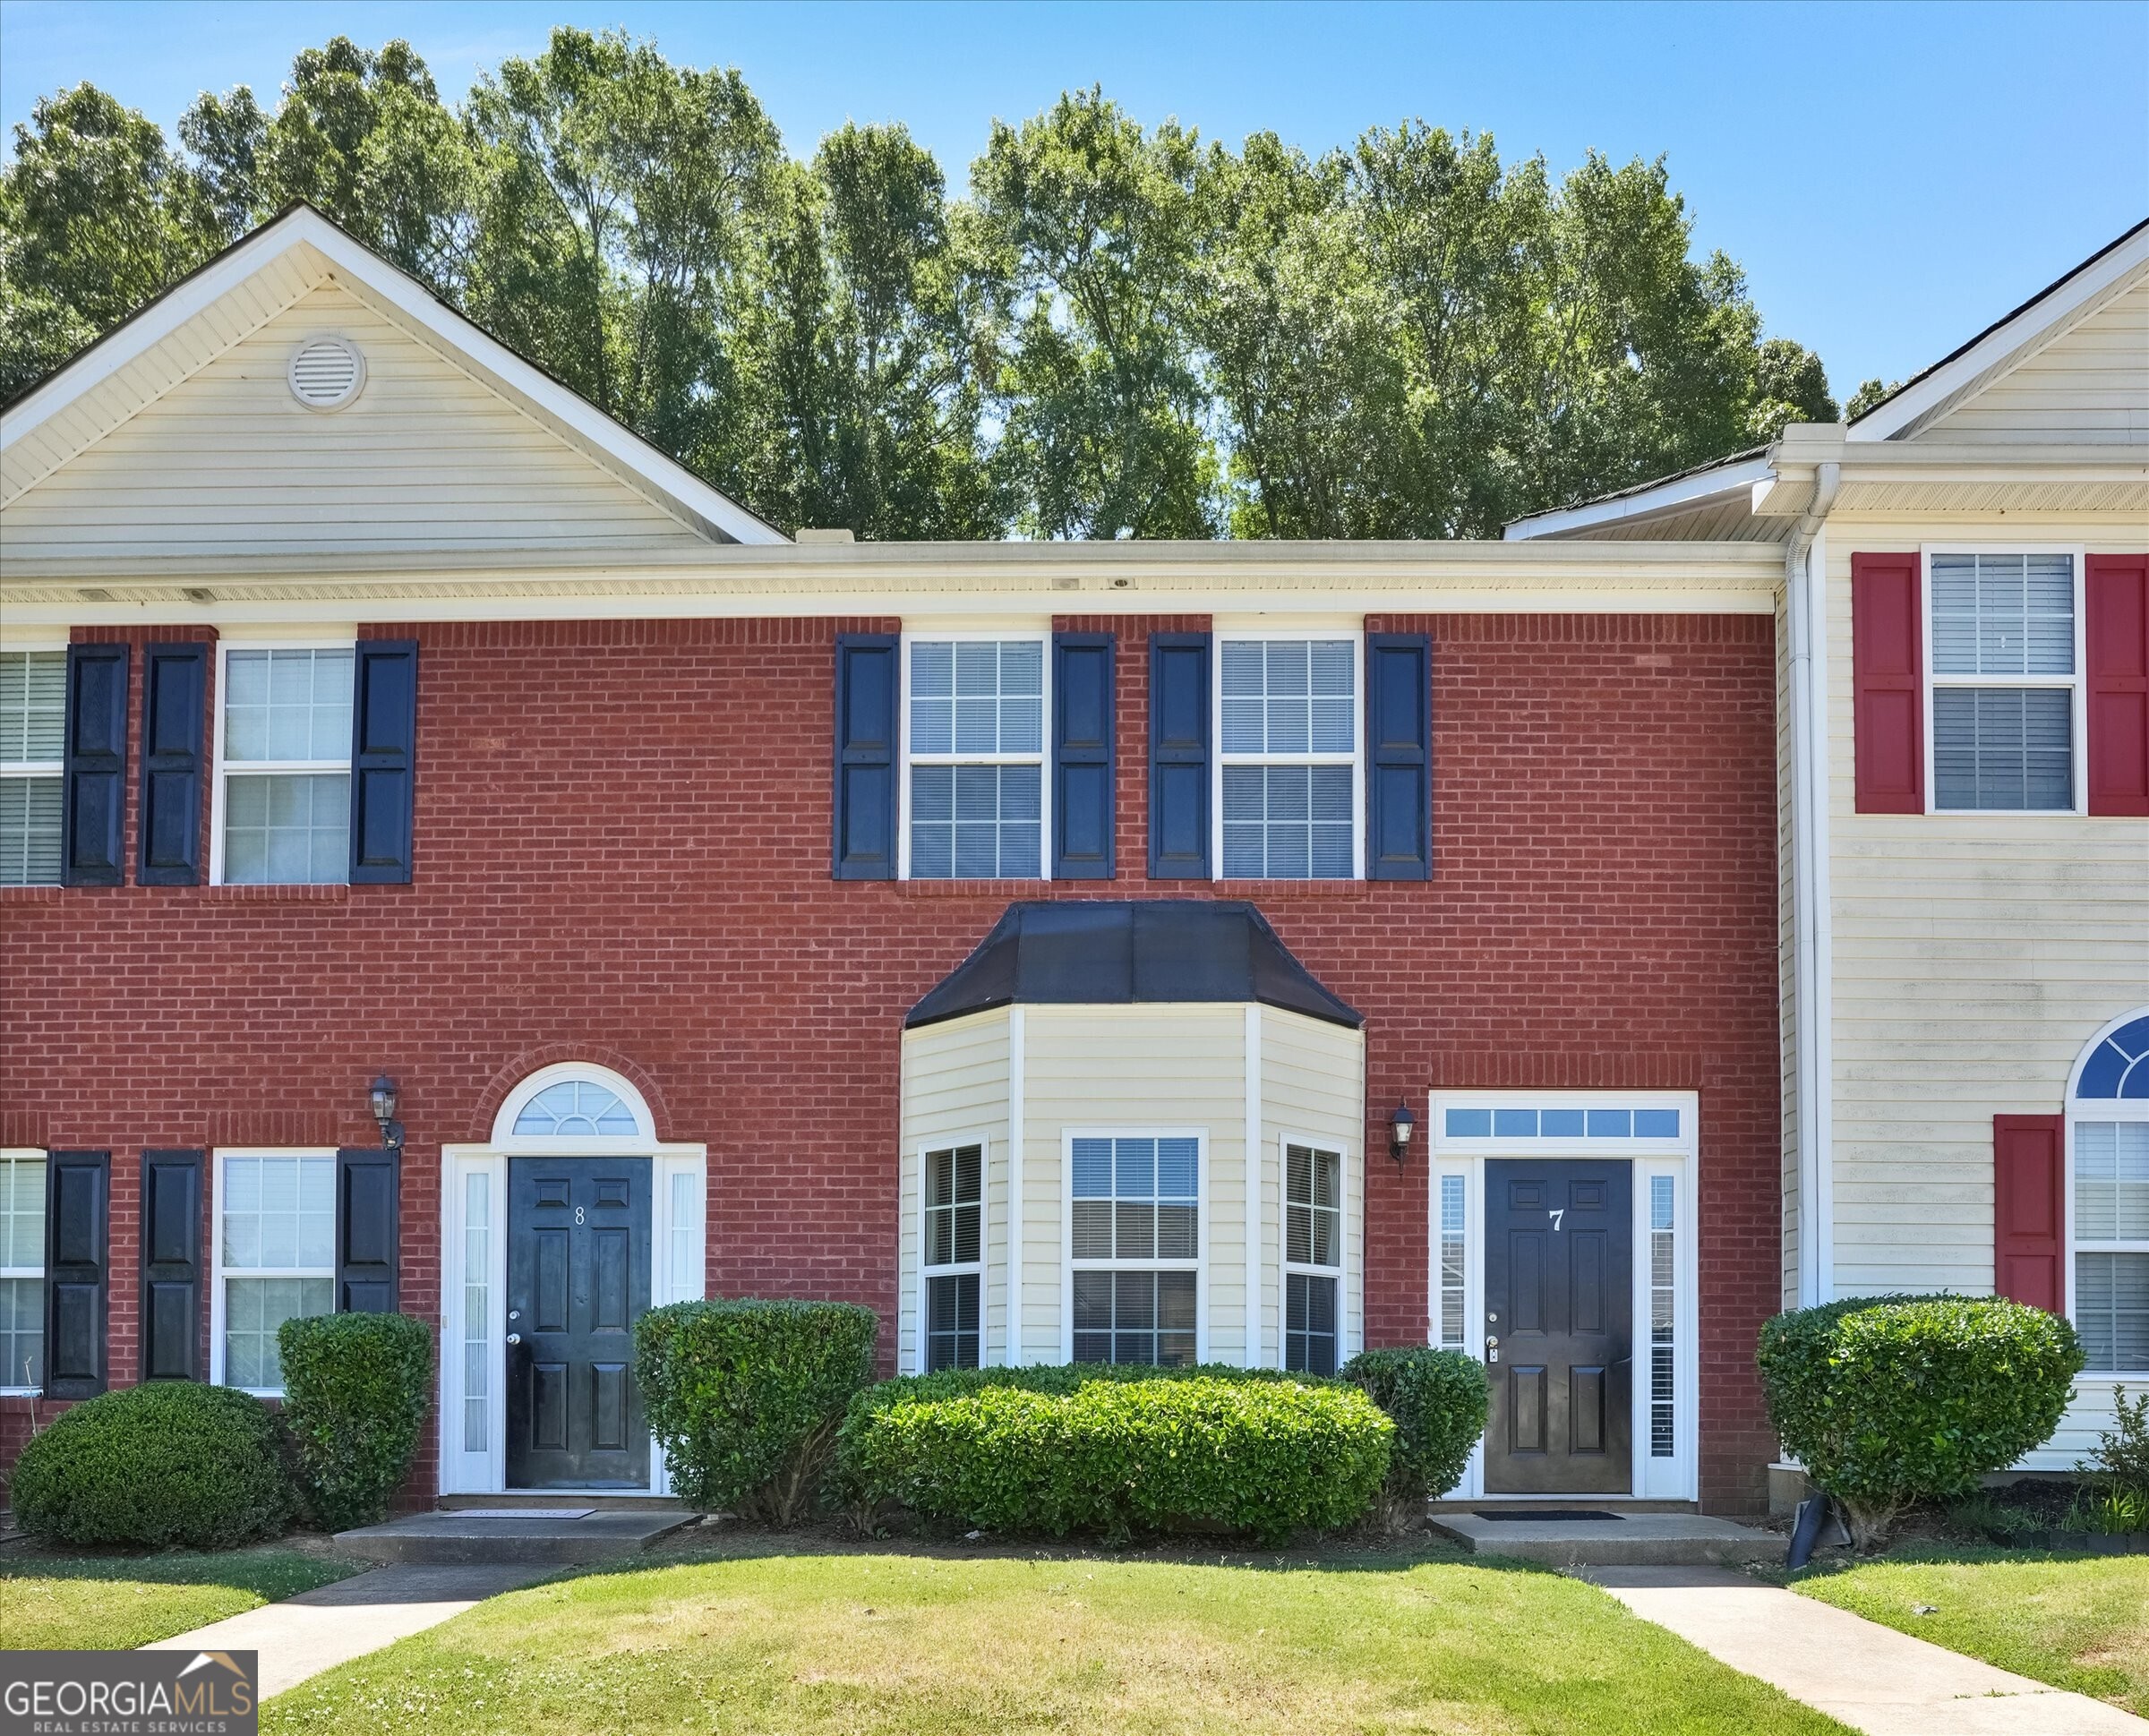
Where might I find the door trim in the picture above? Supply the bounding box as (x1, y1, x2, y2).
(1426, 1090, 1699, 1502)
(439, 1137, 705, 1495)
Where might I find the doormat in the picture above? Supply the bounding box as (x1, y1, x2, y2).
(1469, 1509, 1623, 1522)
(448, 1508, 597, 1519)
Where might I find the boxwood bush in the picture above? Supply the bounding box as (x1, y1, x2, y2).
(837, 1364, 1392, 1544)
(1340, 1347, 1487, 1524)
(635, 1297, 878, 1523)
(278, 1312, 434, 1531)
(1758, 1293, 2082, 1550)
(10, 1381, 295, 1548)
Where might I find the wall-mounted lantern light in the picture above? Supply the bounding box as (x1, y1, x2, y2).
(1389, 1099, 1416, 1166)
(370, 1073, 404, 1149)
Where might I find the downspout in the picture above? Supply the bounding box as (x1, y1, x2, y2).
(1787, 460, 1840, 1307)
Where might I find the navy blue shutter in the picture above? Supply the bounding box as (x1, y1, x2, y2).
(140, 1149, 203, 1380)
(1148, 633, 1211, 878)
(349, 639, 418, 885)
(335, 1147, 399, 1313)
(833, 634, 898, 879)
(1366, 633, 1432, 880)
(137, 644, 207, 885)
(62, 644, 128, 887)
(1053, 632, 1116, 879)
(44, 1150, 109, 1398)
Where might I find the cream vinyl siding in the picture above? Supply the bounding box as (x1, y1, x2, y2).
(1823, 522, 2149, 1299)
(1917, 277, 2149, 447)
(1257, 1010, 1366, 1364)
(898, 1012, 1010, 1370)
(1022, 1008, 1247, 1363)
(0, 281, 708, 563)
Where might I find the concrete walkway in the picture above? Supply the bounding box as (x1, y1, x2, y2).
(1583, 1565, 2147, 1735)
(140, 1563, 549, 1698)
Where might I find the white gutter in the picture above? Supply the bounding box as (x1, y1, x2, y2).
(1786, 460, 1839, 1306)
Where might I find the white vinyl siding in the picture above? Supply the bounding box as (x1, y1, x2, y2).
(1919, 276, 2149, 446)
(0, 1151, 45, 1392)
(216, 646, 353, 884)
(0, 650, 64, 886)
(898, 1013, 1010, 1371)
(1219, 637, 1359, 880)
(215, 1152, 335, 1393)
(902, 637, 1046, 881)
(1927, 552, 2082, 813)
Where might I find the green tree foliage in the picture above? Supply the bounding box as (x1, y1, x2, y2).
(0, 38, 1836, 538)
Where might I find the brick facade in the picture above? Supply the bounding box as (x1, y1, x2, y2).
(0, 608, 1781, 1513)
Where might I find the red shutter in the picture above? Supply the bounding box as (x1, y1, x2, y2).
(2086, 553, 2149, 817)
(1993, 1114, 2066, 1313)
(1852, 552, 1924, 813)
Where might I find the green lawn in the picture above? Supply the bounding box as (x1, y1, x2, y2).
(1788, 1544, 2149, 1716)
(264, 1537, 1850, 1735)
(0, 1542, 364, 1650)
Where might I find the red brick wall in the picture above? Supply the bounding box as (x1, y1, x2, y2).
(0, 610, 1781, 1512)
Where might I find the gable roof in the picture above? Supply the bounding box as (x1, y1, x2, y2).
(0, 203, 786, 546)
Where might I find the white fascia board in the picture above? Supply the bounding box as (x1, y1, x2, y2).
(0, 207, 788, 548)
(1847, 224, 2149, 442)
(1503, 457, 1776, 541)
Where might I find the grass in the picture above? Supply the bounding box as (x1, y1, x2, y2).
(0, 1539, 365, 1650)
(1787, 1542, 2149, 1715)
(263, 1532, 1851, 1735)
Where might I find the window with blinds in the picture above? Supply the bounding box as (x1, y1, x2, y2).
(1929, 553, 2078, 811)
(0, 652, 64, 886)
(923, 1143, 982, 1371)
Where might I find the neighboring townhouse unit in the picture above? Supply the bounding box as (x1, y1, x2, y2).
(1511, 216, 2149, 1468)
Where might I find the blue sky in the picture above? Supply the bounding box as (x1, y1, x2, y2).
(3, 1, 2145, 398)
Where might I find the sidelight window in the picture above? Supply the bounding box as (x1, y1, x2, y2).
(1072, 1135, 1199, 1366)
(922, 1142, 983, 1371)
(1648, 1176, 1676, 1458)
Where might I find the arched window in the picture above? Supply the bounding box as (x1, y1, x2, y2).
(2070, 1010, 2149, 1375)
(492, 1065, 655, 1147)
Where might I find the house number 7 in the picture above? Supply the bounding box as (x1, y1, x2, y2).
(1548, 1209, 1564, 1232)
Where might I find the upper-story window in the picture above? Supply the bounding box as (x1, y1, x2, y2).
(903, 636, 1046, 879)
(1929, 552, 2080, 812)
(216, 646, 354, 885)
(1219, 637, 1359, 878)
(0, 651, 64, 886)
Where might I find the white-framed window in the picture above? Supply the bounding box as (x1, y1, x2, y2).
(0, 1150, 45, 1392)
(0, 649, 65, 887)
(2069, 1009, 2149, 1376)
(211, 1150, 335, 1394)
(1926, 550, 2085, 814)
(921, 1142, 983, 1371)
(1434, 1172, 1467, 1351)
(1648, 1174, 1676, 1458)
(901, 633, 1048, 880)
(1217, 635, 1361, 879)
(1070, 1133, 1200, 1366)
(1283, 1142, 1343, 1375)
(213, 644, 355, 885)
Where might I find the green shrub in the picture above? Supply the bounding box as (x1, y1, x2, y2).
(2079, 1385, 2149, 1500)
(1757, 1294, 2082, 1550)
(635, 1298, 878, 1523)
(1340, 1347, 1487, 1523)
(278, 1312, 434, 1531)
(838, 1365, 1391, 1544)
(10, 1382, 295, 1548)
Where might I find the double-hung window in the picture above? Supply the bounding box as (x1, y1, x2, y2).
(1929, 552, 2081, 812)
(0, 651, 64, 886)
(1071, 1135, 1198, 1365)
(1283, 1142, 1342, 1375)
(2075, 1120, 2149, 1374)
(0, 1151, 44, 1392)
(922, 1142, 982, 1371)
(217, 646, 354, 884)
(904, 637, 1046, 879)
(1220, 637, 1358, 878)
(216, 1152, 335, 1393)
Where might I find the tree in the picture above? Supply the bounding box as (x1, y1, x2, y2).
(966, 88, 1214, 538)
(1845, 376, 1897, 421)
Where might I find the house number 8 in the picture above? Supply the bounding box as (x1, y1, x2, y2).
(575, 1206, 586, 1225)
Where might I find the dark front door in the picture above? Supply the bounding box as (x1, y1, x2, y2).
(1484, 1159, 1631, 1494)
(507, 1158, 651, 1489)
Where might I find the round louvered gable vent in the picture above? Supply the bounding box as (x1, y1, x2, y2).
(287, 337, 364, 410)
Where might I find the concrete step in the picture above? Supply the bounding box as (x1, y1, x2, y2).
(336, 1508, 698, 1565)
(1428, 1509, 1782, 1569)
(434, 1493, 689, 1514)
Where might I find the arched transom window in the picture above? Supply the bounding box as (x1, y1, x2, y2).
(2071, 1009, 2149, 1376)
(492, 1065, 655, 1147)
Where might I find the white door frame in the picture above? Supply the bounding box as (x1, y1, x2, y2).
(1427, 1090, 1700, 1502)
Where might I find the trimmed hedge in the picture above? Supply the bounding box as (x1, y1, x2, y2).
(837, 1364, 1392, 1544)
(1340, 1347, 1486, 1521)
(1758, 1293, 2082, 1549)
(10, 1381, 295, 1548)
(635, 1298, 878, 1523)
(278, 1312, 434, 1531)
